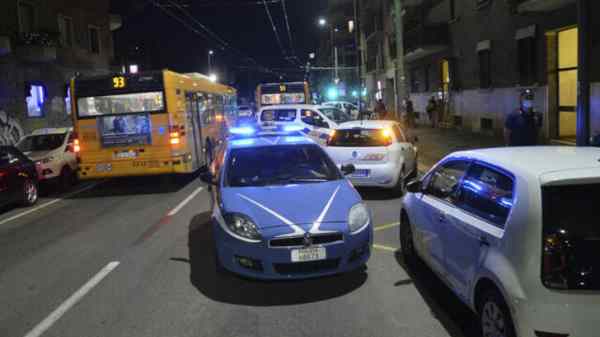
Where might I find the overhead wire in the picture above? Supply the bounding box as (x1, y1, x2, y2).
(261, 0, 287, 59)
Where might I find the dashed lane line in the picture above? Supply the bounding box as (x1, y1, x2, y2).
(23, 261, 120, 337)
(167, 186, 205, 216)
(374, 222, 400, 232)
(372, 244, 398, 253)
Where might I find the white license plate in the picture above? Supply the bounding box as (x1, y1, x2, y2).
(351, 169, 370, 178)
(96, 163, 112, 172)
(115, 151, 137, 159)
(291, 247, 326, 263)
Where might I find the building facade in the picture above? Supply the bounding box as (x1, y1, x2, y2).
(0, 0, 119, 145)
(360, 0, 600, 143)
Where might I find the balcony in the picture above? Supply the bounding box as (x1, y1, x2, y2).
(404, 24, 449, 62)
(517, 0, 575, 13)
(15, 32, 58, 63)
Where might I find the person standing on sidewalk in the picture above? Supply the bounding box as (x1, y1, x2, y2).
(404, 98, 415, 128)
(426, 96, 437, 128)
(504, 91, 541, 146)
(374, 99, 388, 120)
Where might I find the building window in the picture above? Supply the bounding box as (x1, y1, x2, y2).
(18, 1, 35, 34)
(518, 37, 537, 86)
(478, 50, 492, 89)
(58, 15, 74, 47)
(88, 26, 100, 54)
(65, 85, 72, 115)
(26, 84, 45, 118)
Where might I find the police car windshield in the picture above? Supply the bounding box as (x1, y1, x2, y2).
(226, 144, 342, 187)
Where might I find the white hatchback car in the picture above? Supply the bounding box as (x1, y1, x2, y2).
(326, 120, 417, 193)
(401, 147, 600, 337)
(323, 101, 359, 119)
(257, 104, 351, 145)
(17, 128, 78, 188)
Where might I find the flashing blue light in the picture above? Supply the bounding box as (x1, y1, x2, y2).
(283, 125, 305, 132)
(229, 126, 256, 135)
(283, 136, 307, 143)
(327, 87, 339, 100)
(499, 197, 514, 208)
(352, 90, 359, 98)
(463, 179, 483, 192)
(231, 139, 256, 146)
(361, 88, 367, 97)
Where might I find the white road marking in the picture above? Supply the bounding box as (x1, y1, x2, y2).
(167, 186, 204, 216)
(372, 244, 397, 252)
(0, 182, 100, 227)
(374, 222, 400, 232)
(23, 261, 120, 337)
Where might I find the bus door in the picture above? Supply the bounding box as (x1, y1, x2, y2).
(185, 92, 203, 170)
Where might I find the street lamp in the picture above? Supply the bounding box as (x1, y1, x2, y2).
(208, 50, 214, 74)
(209, 73, 218, 83)
(318, 17, 327, 27)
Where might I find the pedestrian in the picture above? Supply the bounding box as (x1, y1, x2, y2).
(426, 96, 437, 128)
(504, 90, 541, 146)
(405, 98, 415, 128)
(374, 99, 388, 120)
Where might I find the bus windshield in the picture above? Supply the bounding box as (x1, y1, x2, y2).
(77, 92, 164, 118)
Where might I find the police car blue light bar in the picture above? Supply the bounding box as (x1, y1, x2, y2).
(229, 126, 256, 136)
(283, 125, 305, 132)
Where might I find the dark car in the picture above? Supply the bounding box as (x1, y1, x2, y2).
(0, 146, 39, 208)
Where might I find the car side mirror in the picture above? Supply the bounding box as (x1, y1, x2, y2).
(200, 171, 216, 185)
(341, 164, 356, 176)
(406, 180, 423, 193)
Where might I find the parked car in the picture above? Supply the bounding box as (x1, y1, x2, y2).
(326, 120, 417, 194)
(0, 146, 39, 208)
(237, 105, 254, 117)
(202, 125, 372, 279)
(323, 101, 359, 119)
(257, 104, 348, 145)
(16, 128, 78, 189)
(400, 147, 600, 337)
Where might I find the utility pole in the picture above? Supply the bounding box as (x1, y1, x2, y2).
(576, 0, 591, 146)
(393, 0, 407, 120)
(354, 0, 362, 111)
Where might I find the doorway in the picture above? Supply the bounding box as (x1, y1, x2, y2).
(557, 27, 578, 141)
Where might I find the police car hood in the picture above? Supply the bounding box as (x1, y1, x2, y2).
(221, 180, 360, 230)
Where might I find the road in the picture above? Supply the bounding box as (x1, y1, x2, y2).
(0, 128, 493, 337)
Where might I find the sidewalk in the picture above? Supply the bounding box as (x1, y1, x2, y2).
(407, 127, 505, 171)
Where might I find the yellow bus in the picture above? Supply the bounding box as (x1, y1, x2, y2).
(71, 70, 236, 179)
(256, 81, 310, 108)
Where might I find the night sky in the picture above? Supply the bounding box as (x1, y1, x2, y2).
(110, 0, 328, 100)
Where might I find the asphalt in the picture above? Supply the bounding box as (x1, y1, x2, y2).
(0, 127, 500, 337)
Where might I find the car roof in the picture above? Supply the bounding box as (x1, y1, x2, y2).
(259, 104, 324, 111)
(227, 134, 316, 150)
(336, 120, 398, 129)
(31, 127, 72, 135)
(449, 146, 600, 179)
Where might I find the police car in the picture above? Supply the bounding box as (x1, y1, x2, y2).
(256, 104, 351, 145)
(201, 124, 372, 279)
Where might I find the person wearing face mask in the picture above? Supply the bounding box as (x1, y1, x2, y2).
(504, 90, 541, 146)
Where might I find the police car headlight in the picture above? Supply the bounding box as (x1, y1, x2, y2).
(224, 213, 262, 241)
(348, 203, 370, 234)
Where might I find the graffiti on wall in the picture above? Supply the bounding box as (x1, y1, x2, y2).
(0, 110, 24, 145)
